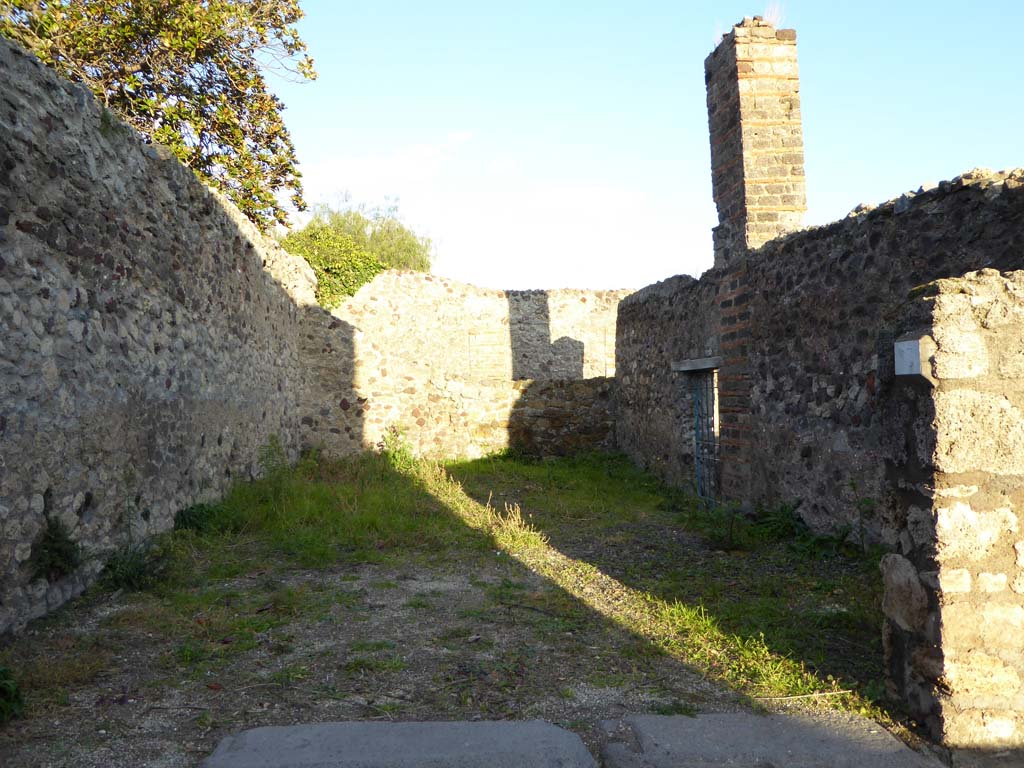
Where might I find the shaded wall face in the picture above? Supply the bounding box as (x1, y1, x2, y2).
(615, 172, 1024, 751)
(741, 172, 1024, 545)
(300, 273, 629, 460)
(508, 291, 584, 380)
(615, 275, 721, 488)
(884, 270, 1024, 748)
(616, 171, 1024, 542)
(0, 39, 327, 633)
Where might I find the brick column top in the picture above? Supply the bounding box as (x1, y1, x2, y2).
(705, 15, 807, 269)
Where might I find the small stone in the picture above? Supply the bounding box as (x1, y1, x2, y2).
(939, 568, 971, 593)
(14, 541, 32, 563)
(978, 572, 1007, 593)
(880, 554, 929, 633)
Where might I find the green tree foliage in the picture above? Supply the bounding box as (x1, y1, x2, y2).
(281, 220, 383, 309)
(282, 204, 431, 308)
(315, 204, 432, 272)
(0, 0, 316, 231)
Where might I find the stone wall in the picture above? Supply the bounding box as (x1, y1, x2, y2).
(299, 272, 628, 459)
(616, 274, 720, 487)
(0, 39, 319, 634)
(617, 170, 1024, 543)
(615, 11, 1024, 750)
(744, 170, 1024, 542)
(883, 270, 1024, 748)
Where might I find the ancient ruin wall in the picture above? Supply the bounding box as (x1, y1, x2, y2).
(615, 274, 720, 486)
(299, 272, 628, 459)
(743, 170, 1024, 543)
(0, 39, 318, 634)
(884, 270, 1024, 747)
(616, 170, 1024, 542)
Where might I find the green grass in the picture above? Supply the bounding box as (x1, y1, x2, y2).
(447, 451, 666, 531)
(0, 666, 25, 724)
(343, 655, 407, 674)
(2, 443, 887, 727)
(446, 450, 886, 713)
(171, 450, 480, 569)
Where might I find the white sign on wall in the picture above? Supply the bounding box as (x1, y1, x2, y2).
(894, 333, 936, 383)
(894, 338, 923, 376)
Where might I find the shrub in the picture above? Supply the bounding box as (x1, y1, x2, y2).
(174, 503, 221, 534)
(281, 221, 383, 308)
(102, 539, 172, 592)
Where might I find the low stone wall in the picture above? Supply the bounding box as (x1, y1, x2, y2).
(299, 272, 628, 459)
(884, 270, 1024, 748)
(508, 378, 616, 456)
(0, 39, 317, 634)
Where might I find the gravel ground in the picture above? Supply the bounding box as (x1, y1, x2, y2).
(0, 552, 742, 767)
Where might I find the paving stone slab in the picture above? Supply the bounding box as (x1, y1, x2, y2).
(600, 713, 944, 768)
(202, 719, 597, 768)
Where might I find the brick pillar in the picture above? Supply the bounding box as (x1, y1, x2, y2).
(705, 16, 806, 270)
(704, 16, 806, 503)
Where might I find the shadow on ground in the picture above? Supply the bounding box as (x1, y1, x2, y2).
(0, 449, 962, 766)
(446, 453, 890, 712)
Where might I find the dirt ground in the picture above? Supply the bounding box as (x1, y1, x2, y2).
(0, 452, 908, 767)
(0, 552, 745, 767)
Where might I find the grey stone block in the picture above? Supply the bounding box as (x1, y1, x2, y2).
(203, 719, 597, 768)
(599, 713, 943, 768)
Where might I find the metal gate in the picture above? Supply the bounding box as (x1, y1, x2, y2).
(692, 370, 720, 502)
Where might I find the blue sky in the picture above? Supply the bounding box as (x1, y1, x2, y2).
(272, 1, 1024, 289)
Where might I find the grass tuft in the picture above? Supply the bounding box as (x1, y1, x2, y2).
(0, 666, 24, 724)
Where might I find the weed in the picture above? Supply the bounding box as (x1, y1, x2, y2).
(8, 639, 110, 705)
(587, 671, 632, 688)
(271, 665, 309, 685)
(259, 434, 289, 477)
(0, 667, 24, 724)
(173, 503, 222, 534)
(175, 641, 207, 665)
(102, 537, 171, 591)
(488, 503, 548, 553)
(378, 425, 416, 471)
(268, 585, 310, 618)
(98, 107, 129, 138)
(29, 518, 81, 581)
(651, 699, 698, 716)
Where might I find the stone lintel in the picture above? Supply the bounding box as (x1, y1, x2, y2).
(671, 356, 724, 372)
